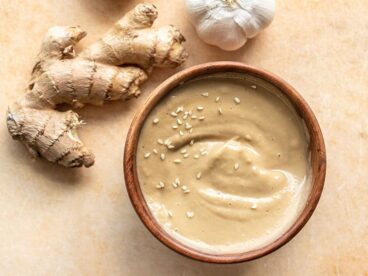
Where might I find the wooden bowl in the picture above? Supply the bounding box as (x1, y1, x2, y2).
(124, 62, 326, 263)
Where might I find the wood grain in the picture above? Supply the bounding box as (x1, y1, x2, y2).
(124, 62, 326, 263)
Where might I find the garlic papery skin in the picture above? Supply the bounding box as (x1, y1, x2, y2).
(186, 0, 275, 51)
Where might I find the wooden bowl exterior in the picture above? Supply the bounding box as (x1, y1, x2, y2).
(124, 62, 326, 263)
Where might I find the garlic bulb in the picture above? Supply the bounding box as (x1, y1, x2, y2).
(186, 0, 275, 51)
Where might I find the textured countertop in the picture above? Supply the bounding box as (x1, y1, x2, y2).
(0, 0, 367, 275)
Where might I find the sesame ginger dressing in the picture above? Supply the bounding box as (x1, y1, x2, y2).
(137, 73, 311, 253)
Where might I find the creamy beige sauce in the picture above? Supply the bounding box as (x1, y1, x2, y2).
(137, 73, 311, 253)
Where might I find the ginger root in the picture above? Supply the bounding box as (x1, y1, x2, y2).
(7, 3, 187, 168)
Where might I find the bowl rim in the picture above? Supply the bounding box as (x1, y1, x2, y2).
(124, 61, 326, 264)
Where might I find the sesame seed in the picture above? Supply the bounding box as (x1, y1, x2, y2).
(168, 145, 175, 150)
(164, 139, 171, 146)
(183, 114, 188, 120)
(234, 163, 240, 170)
(157, 139, 164, 145)
(189, 128, 193, 133)
(181, 186, 190, 193)
(172, 178, 180, 188)
(174, 159, 182, 164)
(186, 211, 194, 218)
(170, 112, 178, 117)
(198, 116, 205, 121)
(185, 122, 192, 130)
(200, 151, 207, 156)
(152, 118, 159, 124)
(196, 172, 202, 179)
(181, 149, 187, 154)
(183, 153, 189, 158)
(251, 203, 258, 210)
(160, 153, 166, 160)
(188, 110, 193, 116)
(194, 154, 199, 159)
(189, 139, 195, 146)
(144, 153, 151, 159)
(245, 134, 252, 141)
(156, 181, 165, 189)
(218, 107, 223, 115)
(179, 130, 184, 136)
(177, 118, 183, 125)
(191, 115, 197, 119)
(251, 85, 257, 89)
(152, 149, 158, 154)
(172, 125, 178, 129)
(176, 106, 184, 113)
(168, 211, 173, 217)
(202, 92, 209, 97)
(215, 96, 220, 102)
(197, 106, 204, 111)
(234, 97, 241, 104)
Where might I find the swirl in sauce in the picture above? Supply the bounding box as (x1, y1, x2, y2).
(137, 74, 310, 253)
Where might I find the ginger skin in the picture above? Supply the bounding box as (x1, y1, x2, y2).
(7, 3, 187, 168)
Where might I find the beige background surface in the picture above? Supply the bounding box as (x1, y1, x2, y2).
(0, 0, 367, 275)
